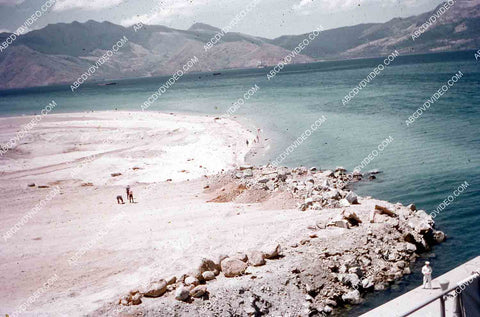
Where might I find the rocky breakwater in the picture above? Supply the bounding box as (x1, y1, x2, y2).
(208, 165, 446, 314)
(101, 165, 446, 316)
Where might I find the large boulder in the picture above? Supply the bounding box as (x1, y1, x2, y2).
(243, 169, 253, 177)
(342, 290, 362, 305)
(361, 277, 374, 290)
(175, 286, 190, 301)
(346, 192, 358, 204)
(166, 276, 176, 285)
(143, 280, 167, 298)
(247, 251, 266, 266)
(202, 271, 216, 281)
(190, 258, 217, 280)
(328, 217, 350, 229)
(323, 190, 341, 200)
(221, 258, 248, 277)
(185, 276, 199, 286)
(338, 199, 350, 207)
(190, 285, 208, 298)
(434, 231, 446, 243)
(231, 253, 248, 262)
(264, 244, 281, 259)
(341, 273, 361, 288)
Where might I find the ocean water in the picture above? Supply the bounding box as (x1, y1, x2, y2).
(1, 50, 479, 315)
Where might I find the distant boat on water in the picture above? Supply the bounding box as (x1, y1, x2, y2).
(97, 82, 117, 86)
(257, 61, 266, 68)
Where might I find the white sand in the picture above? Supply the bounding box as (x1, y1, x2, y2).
(0, 111, 313, 315)
(0, 111, 254, 185)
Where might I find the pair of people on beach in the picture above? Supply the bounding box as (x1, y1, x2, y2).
(116, 185, 134, 204)
(246, 128, 262, 146)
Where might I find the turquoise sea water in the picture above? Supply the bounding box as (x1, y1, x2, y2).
(1, 50, 479, 314)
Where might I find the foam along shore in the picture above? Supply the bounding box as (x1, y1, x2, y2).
(0, 111, 255, 184)
(0, 111, 444, 316)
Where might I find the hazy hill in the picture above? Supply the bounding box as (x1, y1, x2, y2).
(271, 1, 480, 59)
(0, 1, 479, 89)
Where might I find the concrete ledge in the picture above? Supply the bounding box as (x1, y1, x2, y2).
(362, 256, 480, 317)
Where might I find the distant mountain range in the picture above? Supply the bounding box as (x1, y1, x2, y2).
(1, 1, 479, 89)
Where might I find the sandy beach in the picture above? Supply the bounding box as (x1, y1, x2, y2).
(0, 111, 442, 316)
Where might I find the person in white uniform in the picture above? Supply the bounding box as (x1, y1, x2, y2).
(422, 261, 433, 289)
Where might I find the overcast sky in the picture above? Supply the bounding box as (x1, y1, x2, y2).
(0, 0, 446, 38)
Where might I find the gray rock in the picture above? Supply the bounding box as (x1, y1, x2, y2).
(396, 261, 406, 269)
(348, 266, 363, 277)
(258, 177, 270, 183)
(248, 251, 266, 266)
(202, 271, 216, 281)
(190, 257, 218, 280)
(190, 285, 207, 298)
(361, 278, 374, 289)
(316, 220, 327, 229)
(175, 286, 190, 301)
(231, 253, 248, 262)
(346, 192, 358, 204)
(325, 299, 337, 307)
(185, 276, 199, 286)
(221, 258, 248, 277)
(324, 189, 341, 200)
(143, 280, 167, 297)
(374, 283, 386, 291)
(305, 197, 314, 205)
(342, 273, 361, 288)
(166, 275, 177, 285)
(264, 243, 281, 259)
(404, 242, 417, 253)
(352, 170, 362, 177)
(328, 218, 350, 229)
(130, 293, 142, 305)
(243, 169, 253, 177)
(342, 290, 362, 304)
(322, 170, 334, 177)
(215, 254, 229, 269)
(339, 199, 350, 207)
(434, 231, 446, 243)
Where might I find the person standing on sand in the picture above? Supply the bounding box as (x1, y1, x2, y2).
(116, 195, 124, 204)
(128, 190, 134, 203)
(126, 185, 130, 199)
(422, 261, 432, 289)
(256, 128, 261, 143)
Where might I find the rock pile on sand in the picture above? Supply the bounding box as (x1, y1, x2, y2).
(118, 245, 281, 307)
(107, 165, 446, 316)
(233, 165, 377, 211)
